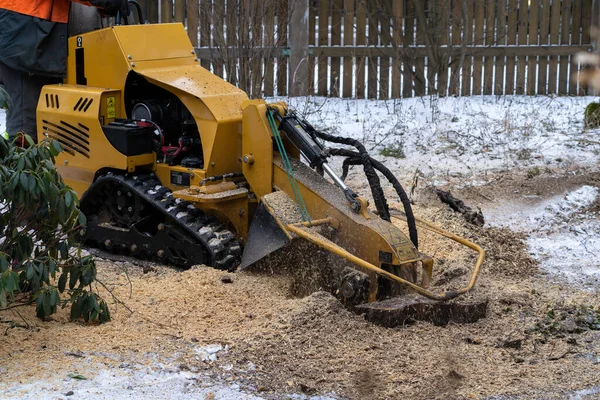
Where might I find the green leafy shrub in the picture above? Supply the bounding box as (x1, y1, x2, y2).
(0, 135, 110, 323)
(584, 102, 600, 128)
(379, 142, 406, 159)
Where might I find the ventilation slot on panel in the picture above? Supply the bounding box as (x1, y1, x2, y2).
(45, 94, 60, 109)
(73, 97, 93, 112)
(42, 119, 90, 158)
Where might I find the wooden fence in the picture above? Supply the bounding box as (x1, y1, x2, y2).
(134, 0, 594, 98)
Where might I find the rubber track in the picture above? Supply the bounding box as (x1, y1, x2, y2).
(82, 172, 242, 270)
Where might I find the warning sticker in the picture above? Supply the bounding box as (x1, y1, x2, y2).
(106, 96, 116, 118)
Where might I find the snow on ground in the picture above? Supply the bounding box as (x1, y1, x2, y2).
(279, 95, 600, 289)
(487, 185, 600, 290)
(0, 109, 5, 136)
(278, 95, 600, 184)
(3, 365, 263, 400)
(2, 347, 336, 400)
(4, 94, 599, 182)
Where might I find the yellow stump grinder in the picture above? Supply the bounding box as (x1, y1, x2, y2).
(36, 10, 485, 321)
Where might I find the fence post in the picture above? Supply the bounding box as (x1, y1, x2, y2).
(288, 0, 310, 96)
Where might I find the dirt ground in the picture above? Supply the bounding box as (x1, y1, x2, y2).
(1, 166, 600, 400)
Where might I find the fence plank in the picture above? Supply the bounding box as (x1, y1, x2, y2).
(473, 0, 485, 95)
(147, 0, 158, 23)
(449, 0, 462, 96)
(160, 0, 172, 22)
(343, 0, 354, 98)
(238, 0, 250, 91)
(367, 0, 379, 99)
(570, 0, 583, 95)
(516, 0, 528, 94)
(277, 0, 288, 96)
(309, 0, 317, 94)
(538, 0, 551, 94)
(483, 0, 496, 94)
(402, 0, 415, 97)
(391, 0, 403, 98)
(438, 1, 449, 96)
(581, 0, 593, 94)
(424, 0, 440, 94)
(288, 0, 310, 96)
(199, 0, 211, 69)
(494, 0, 506, 94)
(212, 1, 223, 78)
(174, 0, 185, 22)
(414, 1, 425, 96)
(331, 0, 342, 97)
(226, 0, 237, 85)
(380, 0, 391, 99)
(461, 0, 474, 96)
(356, 0, 366, 99)
(504, 0, 518, 95)
(318, 0, 329, 96)
(264, 3, 275, 96)
(558, 0, 572, 94)
(548, 0, 561, 94)
(527, 0, 539, 95)
(187, 0, 198, 46)
(582, 0, 592, 44)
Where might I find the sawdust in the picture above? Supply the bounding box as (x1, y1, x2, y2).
(2, 202, 600, 400)
(2, 171, 600, 399)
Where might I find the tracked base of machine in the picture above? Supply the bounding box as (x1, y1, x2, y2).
(80, 172, 242, 270)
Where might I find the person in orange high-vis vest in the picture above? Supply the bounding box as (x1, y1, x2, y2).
(0, 0, 127, 143)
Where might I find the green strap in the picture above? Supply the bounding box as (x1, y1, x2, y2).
(266, 110, 311, 225)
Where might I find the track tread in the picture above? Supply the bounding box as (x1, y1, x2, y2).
(81, 172, 242, 270)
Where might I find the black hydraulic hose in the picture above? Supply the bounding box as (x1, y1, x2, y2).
(116, 1, 142, 25)
(127, 0, 144, 24)
(292, 113, 417, 248)
(341, 156, 355, 181)
(329, 148, 419, 249)
(300, 124, 391, 222)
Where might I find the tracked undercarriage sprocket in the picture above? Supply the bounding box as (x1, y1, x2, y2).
(80, 172, 242, 270)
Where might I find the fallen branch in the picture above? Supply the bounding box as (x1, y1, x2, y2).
(434, 189, 485, 226)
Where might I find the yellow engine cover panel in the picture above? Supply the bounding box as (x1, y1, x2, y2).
(36, 84, 154, 196)
(64, 23, 249, 178)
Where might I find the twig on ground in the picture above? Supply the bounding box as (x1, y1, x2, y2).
(2, 319, 30, 335)
(0, 302, 32, 312)
(548, 349, 577, 361)
(64, 352, 85, 358)
(11, 308, 30, 329)
(95, 279, 134, 315)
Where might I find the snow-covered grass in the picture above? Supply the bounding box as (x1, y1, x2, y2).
(2, 350, 336, 400)
(488, 185, 600, 290)
(275, 95, 600, 290)
(275, 95, 600, 185)
(3, 94, 598, 183)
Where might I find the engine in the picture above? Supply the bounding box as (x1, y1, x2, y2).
(124, 73, 204, 168)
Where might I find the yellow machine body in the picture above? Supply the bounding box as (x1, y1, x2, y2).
(37, 23, 483, 303)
